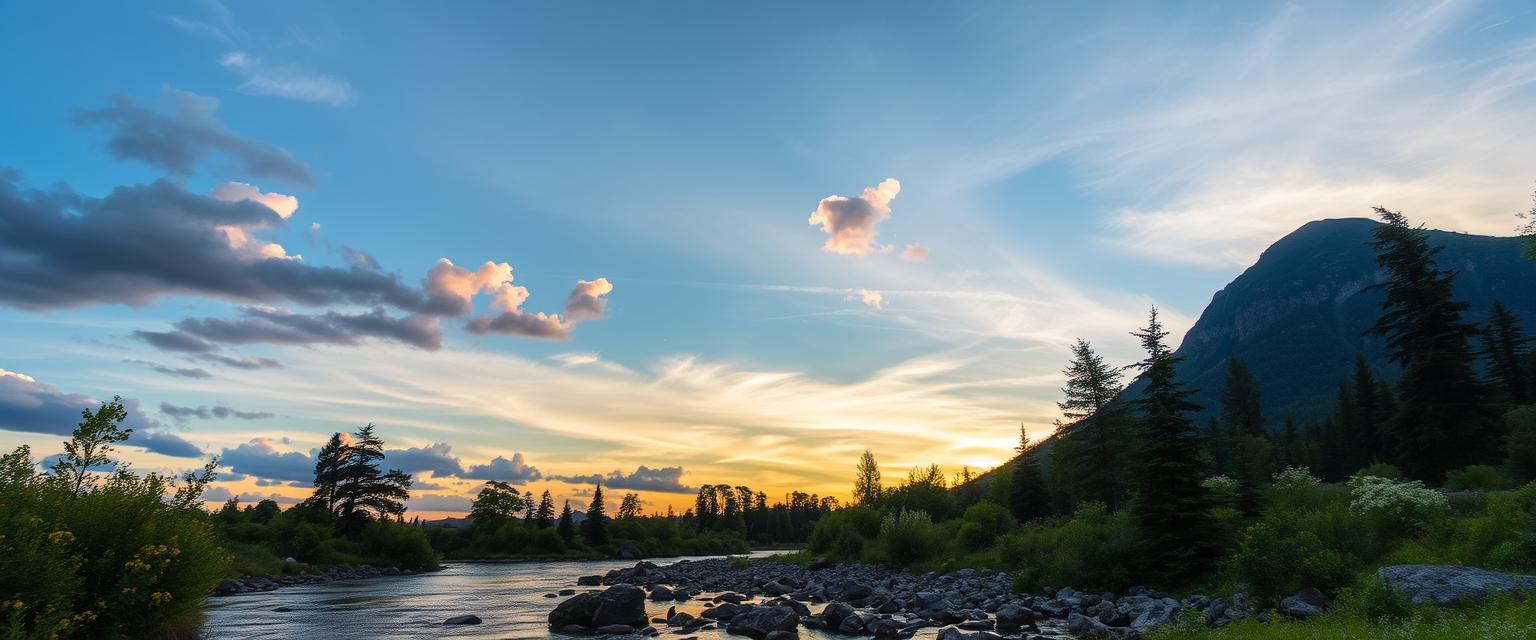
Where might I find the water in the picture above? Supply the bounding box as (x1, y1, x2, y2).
(203, 553, 1071, 639)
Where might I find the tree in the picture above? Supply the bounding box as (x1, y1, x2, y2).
(1219, 358, 1265, 437)
(469, 480, 524, 530)
(50, 396, 132, 502)
(617, 492, 643, 519)
(1365, 207, 1500, 481)
(853, 450, 883, 506)
(582, 483, 608, 545)
(312, 424, 414, 535)
(1128, 306, 1214, 585)
(557, 500, 576, 543)
(1480, 299, 1531, 407)
(1518, 188, 1536, 260)
(1009, 431, 1051, 522)
(312, 433, 348, 514)
(1052, 339, 1128, 509)
(535, 490, 556, 528)
(522, 491, 537, 528)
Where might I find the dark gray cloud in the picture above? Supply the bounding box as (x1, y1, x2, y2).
(171, 306, 443, 350)
(557, 465, 696, 494)
(384, 443, 465, 477)
(0, 172, 426, 313)
(462, 453, 542, 483)
(195, 354, 283, 369)
(201, 487, 301, 505)
(219, 438, 313, 484)
(71, 89, 313, 188)
(134, 430, 204, 458)
(160, 402, 273, 422)
(408, 494, 473, 512)
(154, 365, 213, 379)
(342, 246, 381, 270)
(133, 330, 220, 353)
(0, 370, 153, 436)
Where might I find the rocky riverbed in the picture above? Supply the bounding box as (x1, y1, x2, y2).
(211, 564, 416, 596)
(547, 557, 1223, 639)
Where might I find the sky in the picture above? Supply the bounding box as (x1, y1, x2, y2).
(1, 1, 1533, 518)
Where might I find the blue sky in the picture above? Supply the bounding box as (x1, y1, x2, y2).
(2, 1, 1532, 515)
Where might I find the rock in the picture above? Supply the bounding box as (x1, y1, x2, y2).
(806, 557, 833, 571)
(213, 580, 241, 595)
(545, 593, 559, 598)
(830, 579, 873, 602)
(549, 584, 649, 630)
(715, 593, 748, 604)
(1279, 587, 1327, 618)
(578, 575, 604, 586)
(649, 585, 675, 601)
(560, 589, 576, 596)
(762, 580, 792, 596)
(702, 603, 753, 620)
(444, 615, 482, 625)
(836, 615, 865, 634)
(725, 606, 799, 639)
(594, 623, 635, 634)
(272, 606, 293, 612)
(866, 617, 904, 638)
(764, 631, 799, 640)
(995, 603, 1034, 630)
(1378, 565, 1536, 607)
(1097, 606, 1130, 627)
(776, 599, 811, 617)
(618, 543, 645, 560)
(562, 624, 588, 633)
(668, 612, 694, 626)
(821, 602, 854, 626)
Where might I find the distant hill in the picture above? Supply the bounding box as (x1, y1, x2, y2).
(1171, 217, 1536, 425)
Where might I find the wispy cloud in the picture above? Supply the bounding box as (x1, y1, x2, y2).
(219, 52, 357, 106)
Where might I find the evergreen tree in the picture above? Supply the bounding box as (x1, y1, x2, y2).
(853, 450, 883, 506)
(1349, 355, 1384, 467)
(535, 490, 556, 528)
(557, 500, 575, 543)
(1009, 432, 1051, 522)
(1052, 339, 1127, 509)
(1480, 299, 1532, 406)
(312, 433, 348, 514)
(1127, 306, 1213, 585)
(522, 491, 537, 528)
(583, 483, 608, 545)
(329, 424, 413, 535)
(1219, 358, 1266, 437)
(1365, 207, 1499, 481)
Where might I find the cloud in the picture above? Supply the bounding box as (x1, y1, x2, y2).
(0, 172, 424, 312)
(900, 244, 929, 262)
(220, 52, 357, 107)
(150, 364, 213, 379)
(219, 438, 313, 484)
(39, 454, 115, 473)
(408, 493, 473, 512)
(201, 486, 301, 505)
(195, 354, 284, 369)
(169, 306, 444, 351)
(845, 289, 884, 309)
(160, 402, 273, 422)
(557, 466, 697, 494)
(134, 431, 204, 458)
(462, 453, 542, 483)
(71, 89, 313, 188)
(133, 330, 220, 354)
(210, 182, 298, 218)
(384, 443, 465, 477)
(464, 278, 613, 340)
(807, 179, 901, 256)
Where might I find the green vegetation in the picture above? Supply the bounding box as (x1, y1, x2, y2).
(1146, 591, 1536, 640)
(1, 398, 226, 639)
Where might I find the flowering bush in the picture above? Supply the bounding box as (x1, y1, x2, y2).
(1273, 466, 1323, 490)
(1347, 474, 1448, 529)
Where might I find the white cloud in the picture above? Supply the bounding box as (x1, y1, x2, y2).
(900, 244, 929, 262)
(210, 182, 298, 218)
(808, 179, 901, 256)
(220, 52, 356, 106)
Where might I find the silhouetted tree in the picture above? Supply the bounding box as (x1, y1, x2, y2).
(469, 480, 524, 530)
(557, 500, 575, 543)
(1009, 431, 1051, 522)
(583, 484, 608, 545)
(1128, 306, 1213, 585)
(51, 396, 131, 503)
(617, 492, 643, 519)
(330, 424, 412, 535)
(1052, 339, 1128, 509)
(1481, 299, 1532, 407)
(535, 490, 556, 529)
(853, 450, 883, 506)
(1366, 207, 1499, 481)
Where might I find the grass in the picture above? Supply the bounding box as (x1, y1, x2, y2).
(1146, 593, 1536, 640)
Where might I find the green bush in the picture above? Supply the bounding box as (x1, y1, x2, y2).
(874, 509, 938, 567)
(997, 501, 1139, 593)
(1356, 463, 1402, 481)
(1505, 407, 1536, 483)
(1359, 574, 1414, 623)
(809, 505, 882, 560)
(1224, 514, 1356, 607)
(358, 520, 440, 570)
(957, 502, 1016, 551)
(1444, 465, 1513, 492)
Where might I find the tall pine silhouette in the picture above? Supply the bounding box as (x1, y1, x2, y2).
(1128, 307, 1213, 585)
(1051, 339, 1127, 509)
(583, 483, 608, 545)
(1365, 207, 1498, 481)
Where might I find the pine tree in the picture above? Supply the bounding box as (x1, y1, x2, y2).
(853, 450, 883, 506)
(312, 433, 348, 514)
(522, 491, 537, 528)
(1480, 299, 1532, 407)
(1009, 432, 1050, 522)
(329, 424, 412, 535)
(535, 490, 556, 528)
(583, 483, 608, 545)
(1349, 355, 1383, 467)
(1219, 358, 1266, 437)
(1365, 207, 1499, 481)
(1053, 339, 1127, 509)
(557, 500, 575, 543)
(1128, 306, 1213, 584)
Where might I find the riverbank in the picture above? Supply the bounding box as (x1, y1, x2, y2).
(212, 564, 421, 596)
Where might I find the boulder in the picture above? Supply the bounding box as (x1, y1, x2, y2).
(593, 623, 635, 634)
(212, 580, 241, 595)
(667, 611, 694, 627)
(560, 589, 576, 596)
(776, 599, 811, 617)
(821, 602, 854, 626)
(806, 557, 833, 571)
(762, 580, 792, 596)
(702, 603, 753, 620)
(1279, 587, 1327, 618)
(725, 606, 800, 639)
(830, 579, 873, 602)
(549, 584, 649, 630)
(444, 615, 482, 625)
(649, 585, 675, 601)
(1378, 565, 1536, 607)
(836, 614, 865, 634)
(994, 604, 1034, 630)
(578, 575, 604, 586)
(618, 543, 645, 560)
(866, 617, 905, 638)
(764, 632, 799, 640)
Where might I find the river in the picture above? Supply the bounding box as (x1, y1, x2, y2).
(203, 553, 1074, 639)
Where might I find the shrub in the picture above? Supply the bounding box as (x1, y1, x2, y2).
(1356, 463, 1403, 480)
(1202, 475, 1240, 509)
(998, 501, 1139, 593)
(358, 520, 440, 570)
(809, 505, 882, 560)
(1359, 573, 1414, 623)
(1225, 515, 1356, 607)
(1444, 465, 1513, 492)
(875, 509, 937, 566)
(1505, 407, 1536, 483)
(1347, 474, 1448, 531)
(957, 502, 1016, 551)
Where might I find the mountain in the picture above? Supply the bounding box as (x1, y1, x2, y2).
(1170, 217, 1536, 425)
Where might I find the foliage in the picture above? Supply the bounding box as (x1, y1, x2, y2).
(1009, 436, 1050, 522)
(957, 502, 1016, 551)
(998, 501, 1140, 593)
(582, 484, 607, 545)
(1052, 339, 1128, 510)
(1359, 573, 1414, 623)
(1505, 406, 1536, 483)
(1147, 591, 1536, 640)
(1, 400, 228, 639)
(1479, 299, 1531, 406)
(854, 450, 883, 506)
(808, 505, 882, 560)
(1444, 465, 1512, 492)
(1223, 515, 1356, 607)
(1347, 475, 1448, 531)
(873, 509, 937, 567)
(468, 480, 524, 530)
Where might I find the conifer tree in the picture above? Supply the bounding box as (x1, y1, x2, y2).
(1219, 357, 1266, 437)
(535, 490, 556, 528)
(1009, 431, 1051, 522)
(1128, 306, 1213, 584)
(853, 450, 883, 506)
(330, 424, 412, 535)
(1052, 339, 1127, 509)
(583, 483, 608, 545)
(1348, 355, 1384, 466)
(312, 433, 348, 514)
(557, 500, 575, 543)
(1365, 207, 1499, 481)
(522, 491, 537, 528)
(1480, 299, 1531, 407)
